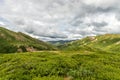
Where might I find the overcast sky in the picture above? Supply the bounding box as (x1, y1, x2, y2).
(0, 0, 120, 41)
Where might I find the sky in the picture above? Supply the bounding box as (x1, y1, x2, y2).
(0, 0, 120, 41)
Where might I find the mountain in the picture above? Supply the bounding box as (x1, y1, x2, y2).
(60, 34, 120, 53)
(0, 27, 56, 53)
(48, 40, 74, 45)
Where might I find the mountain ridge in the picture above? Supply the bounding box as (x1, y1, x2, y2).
(59, 34, 120, 53)
(0, 27, 56, 53)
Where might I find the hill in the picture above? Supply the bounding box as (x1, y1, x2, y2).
(0, 27, 56, 53)
(59, 34, 120, 53)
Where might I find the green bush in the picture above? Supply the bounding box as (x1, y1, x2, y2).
(1, 51, 120, 80)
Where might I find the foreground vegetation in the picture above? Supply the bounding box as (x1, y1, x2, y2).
(0, 50, 120, 80)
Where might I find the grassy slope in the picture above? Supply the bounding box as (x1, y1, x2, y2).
(60, 34, 120, 53)
(0, 51, 120, 80)
(0, 27, 56, 53)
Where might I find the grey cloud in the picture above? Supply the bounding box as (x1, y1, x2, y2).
(91, 21, 108, 33)
(71, 19, 83, 26)
(82, 3, 116, 14)
(92, 22, 108, 27)
(24, 24, 68, 39)
(0, 0, 120, 41)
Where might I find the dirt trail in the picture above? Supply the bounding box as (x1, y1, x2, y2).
(64, 76, 73, 80)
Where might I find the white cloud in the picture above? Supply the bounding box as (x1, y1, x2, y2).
(0, 0, 120, 41)
(0, 21, 5, 25)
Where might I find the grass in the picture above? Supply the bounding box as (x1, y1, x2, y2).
(0, 50, 120, 80)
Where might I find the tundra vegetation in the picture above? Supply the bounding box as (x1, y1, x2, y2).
(0, 27, 120, 80)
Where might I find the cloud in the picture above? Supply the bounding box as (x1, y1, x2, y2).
(91, 22, 108, 27)
(0, 0, 120, 41)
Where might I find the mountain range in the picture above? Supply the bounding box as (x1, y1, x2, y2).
(0, 26, 120, 53)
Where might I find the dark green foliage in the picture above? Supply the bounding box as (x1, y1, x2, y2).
(19, 46, 27, 52)
(0, 44, 17, 53)
(0, 38, 17, 53)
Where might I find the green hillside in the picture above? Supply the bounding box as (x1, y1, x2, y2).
(60, 34, 120, 53)
(0, 27, 56, 53)
(1, 28, 120, 80)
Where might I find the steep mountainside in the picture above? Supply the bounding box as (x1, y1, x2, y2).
(0, 27, 56, 53)
(60, 34, 120, 52)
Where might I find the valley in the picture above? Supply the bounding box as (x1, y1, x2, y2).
(0, 27, 120, 80)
